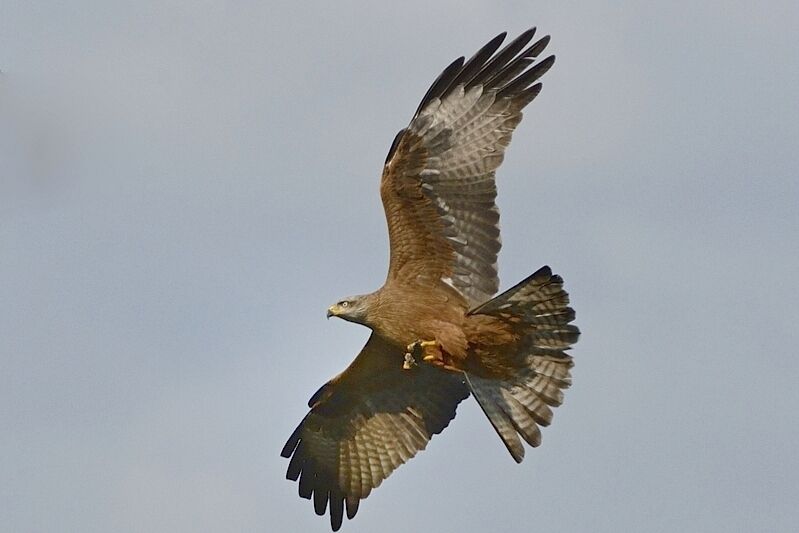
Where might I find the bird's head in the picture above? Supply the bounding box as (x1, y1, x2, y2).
(327, 295, 370, 325)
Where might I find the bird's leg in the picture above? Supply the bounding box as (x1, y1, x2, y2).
(402, 351, 418, 370)
(404, 340, 460, 372)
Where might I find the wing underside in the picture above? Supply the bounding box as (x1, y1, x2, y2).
(281, 334, 469, 530)
(382, 28, 555, 306)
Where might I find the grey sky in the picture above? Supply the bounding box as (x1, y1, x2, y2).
(2, 2, 798, 532)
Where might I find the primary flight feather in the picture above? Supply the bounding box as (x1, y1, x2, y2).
(281, 27, 579, 530)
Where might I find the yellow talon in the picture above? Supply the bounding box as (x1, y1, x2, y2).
(406, 340, 437, 354)
(405, 339, 460, 373)
(405, 339, 442, 363)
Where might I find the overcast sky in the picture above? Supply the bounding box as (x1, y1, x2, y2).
(2, 2, 798, 532)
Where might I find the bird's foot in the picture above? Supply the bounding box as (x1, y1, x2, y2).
(405, 340, 460, 372)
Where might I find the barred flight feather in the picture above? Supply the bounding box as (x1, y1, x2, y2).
(382, 29, 556, 306)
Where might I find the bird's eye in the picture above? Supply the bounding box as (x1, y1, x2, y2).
(340, 301, 349, 308)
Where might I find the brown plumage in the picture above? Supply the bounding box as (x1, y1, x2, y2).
(282, 28, 579, 530)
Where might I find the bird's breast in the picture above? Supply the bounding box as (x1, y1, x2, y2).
(368, 285, 466, 347)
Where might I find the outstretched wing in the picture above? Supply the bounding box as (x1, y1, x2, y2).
(281, 334, 469, 531)
(382, 28, 555, 306)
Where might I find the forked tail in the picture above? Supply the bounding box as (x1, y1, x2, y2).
(464, 265, 579, 462)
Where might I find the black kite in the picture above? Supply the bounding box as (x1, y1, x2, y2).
(281, 28, 579, 530)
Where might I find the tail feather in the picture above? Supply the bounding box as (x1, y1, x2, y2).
(466, 372, 550, 462)
(465, 265, 578, 462)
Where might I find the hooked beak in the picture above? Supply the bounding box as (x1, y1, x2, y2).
(326, 306, 336, 319)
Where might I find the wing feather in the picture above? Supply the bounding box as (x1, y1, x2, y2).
(281, 334, 469, 530)
(382, 29, 555, 305)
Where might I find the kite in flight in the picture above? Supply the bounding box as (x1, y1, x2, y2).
(281, 27, 579, 530)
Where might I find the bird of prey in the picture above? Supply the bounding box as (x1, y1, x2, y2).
(281, 28, 579, 530)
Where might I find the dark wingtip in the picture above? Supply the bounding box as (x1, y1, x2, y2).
(490, 31, 508, 48)
(330, 492, 344, 531)
(298, 476, 313, 500)
(413, 55, 465, 117)
(385, 128, 406, 164)
(515, 27, 537, 48)
(308, 381, 333, 408)
(534, 265, 552, 278)
(281, 424, 302, 458)
(285, 445, 303, 480)
(497, 53, 555, 98)
(530, 35, 551, 57)
(345, 497, 359, 520)
(314, 489, 328, 516)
